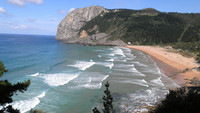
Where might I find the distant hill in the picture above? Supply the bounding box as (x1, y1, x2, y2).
(81, 8, 200, 45)
(56, 6, 200, 49)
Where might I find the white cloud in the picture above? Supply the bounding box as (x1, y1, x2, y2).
(13, 25, 27, 29)
(0, 7, 6, 13)
(27, 18, 36, 22)
(58, 10, 66, 14)
(69, 8, 75, 13)
(7, 0, 43, 6)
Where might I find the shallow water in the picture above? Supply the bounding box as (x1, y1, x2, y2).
(0, 34, 178, 113)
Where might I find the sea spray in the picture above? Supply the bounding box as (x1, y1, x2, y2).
(30, 73, 40, 77)
(11, 92, 46, 113)
(41, 73, 79, 86)
(82, 75, 109, 89)
(68, 61, 95, 70)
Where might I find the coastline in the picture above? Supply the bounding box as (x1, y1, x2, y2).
(125, 45, 200, 86)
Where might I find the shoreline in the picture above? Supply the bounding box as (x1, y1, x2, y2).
(125, 45, 200, 86)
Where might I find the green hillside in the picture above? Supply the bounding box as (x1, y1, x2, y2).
(80, 8, 200, 52)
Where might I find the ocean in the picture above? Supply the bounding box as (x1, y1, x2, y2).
(0, 34, 178, 113)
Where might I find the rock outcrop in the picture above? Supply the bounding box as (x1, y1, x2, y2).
(56, 6, 105, 40)
(61, 33, 127, 46)
(55, 5, 127, 46)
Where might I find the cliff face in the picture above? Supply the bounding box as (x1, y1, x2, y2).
(55, 6, 127, 46)
(56, 6, 104, 40)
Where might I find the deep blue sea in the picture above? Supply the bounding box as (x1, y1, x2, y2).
(0, 34, 178, 113)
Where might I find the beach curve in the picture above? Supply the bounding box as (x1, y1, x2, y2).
(125, 45, 200, 86)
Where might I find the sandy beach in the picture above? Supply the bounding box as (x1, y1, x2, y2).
(125, 45, 200, 86)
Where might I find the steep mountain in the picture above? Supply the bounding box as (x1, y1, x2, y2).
(56, 6, 106, 40)
(56, 6, 200, 48)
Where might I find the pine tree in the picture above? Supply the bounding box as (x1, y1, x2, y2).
(93, 81, 114, 113)
(0, 61, 8, 77)
(0, 61, 30, 113)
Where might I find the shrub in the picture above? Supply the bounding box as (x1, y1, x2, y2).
(149, 87, 200, 113)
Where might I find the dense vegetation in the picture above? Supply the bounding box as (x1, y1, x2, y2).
(150, 87, 200, 113)
(0, 61, 30, 113)
(81, 8, 200, 62)
(81, 9, 200, 44)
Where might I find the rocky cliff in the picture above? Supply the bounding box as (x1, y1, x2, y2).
(56, 6, 127, 46)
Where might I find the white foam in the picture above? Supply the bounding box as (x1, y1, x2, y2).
(41, 73, 78, 86)
(124, 53, 136, 60)
(93, 50, 104, 52)
(132, 62, 147, 67)
(113, 67, 146, 76)
(96, 62, 114, 69)
(115, 59, 127, 62)
(143, 55, 149, 62)
(113, 47, 126, 57)
(154, 63, 164, 75)
(88, 77, 92, 82)
(150, 77, 165, 87)
(124, 53, 134, 57)
(30, 73, 39, 77)
(82, 83, 102, 89)
(100, 75, 109, 81)
(114, 68, 136, 73)
(37, 92, 46, 98)
(11, 92, 46, 113)
(134, 108, 148, 113)
(120, 88, 169, 113)
(98, 55, 102, 58)
(108, 53, 115, 56)
(132, 66, 146, 76)
(105, 62, 114, 69)
(120, 79, 148, 87)
(114, 64, 134, 68)
(109, 63, 114, 69)
(69, 61, 95, 70)
(106, 58, 114, 62)
(121, 47, 132, 53)
(80, 75, 109, 89)
(108, 48, 114, 51)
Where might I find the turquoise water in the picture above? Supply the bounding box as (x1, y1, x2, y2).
(0, 34, 178, 113)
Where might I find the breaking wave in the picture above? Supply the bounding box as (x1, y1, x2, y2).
(11, 92, 46, 113)
(68, 60, 95, 70)
(41, 73, 78, 86)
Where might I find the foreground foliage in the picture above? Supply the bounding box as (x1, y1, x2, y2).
(0, 61, 30, 113)
(93, 81, 114, 113)
(149, 87, 200, 113)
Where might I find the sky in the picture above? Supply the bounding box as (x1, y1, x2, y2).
(0, 0, 200, 35)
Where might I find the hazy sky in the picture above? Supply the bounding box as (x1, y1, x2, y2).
(0, 0, 200, 35)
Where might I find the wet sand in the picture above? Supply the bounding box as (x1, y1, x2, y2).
(125, 45, 200, 86)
